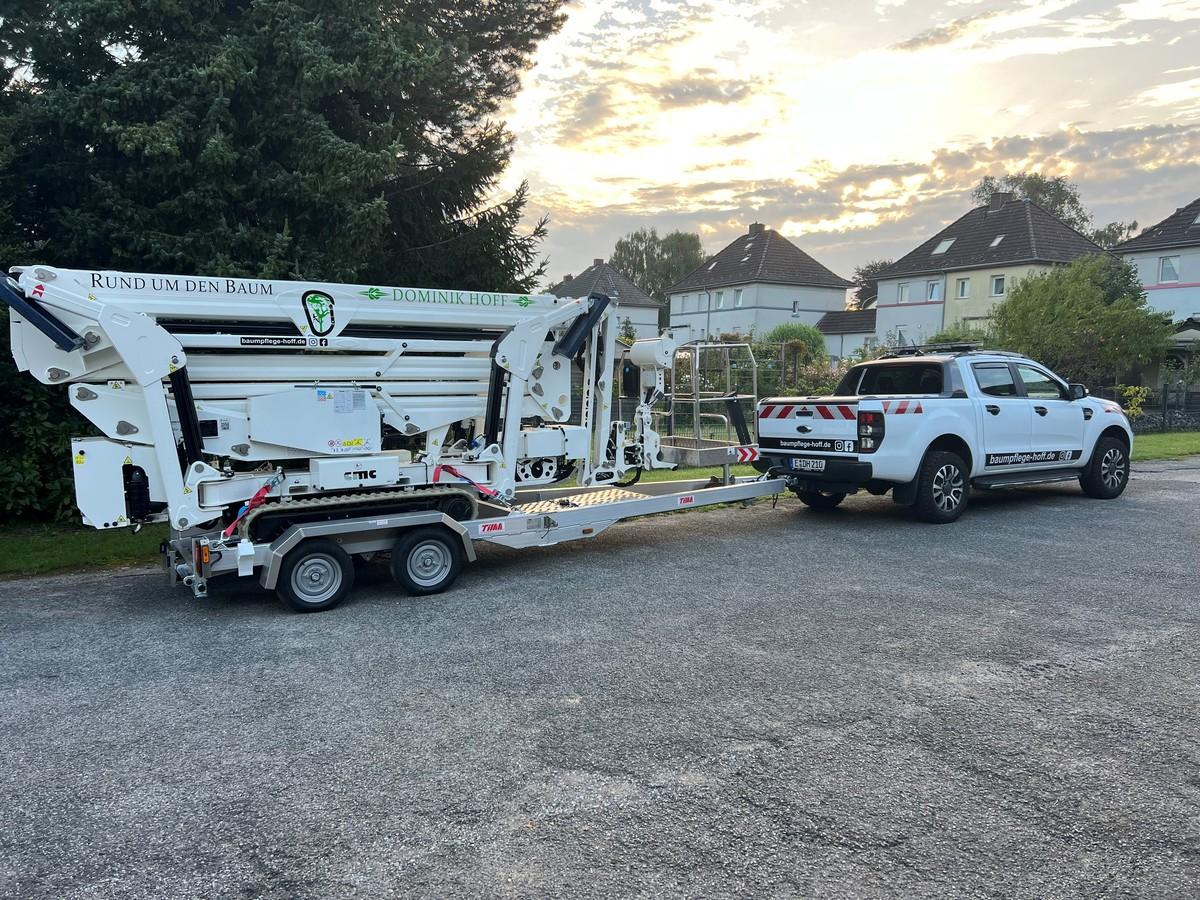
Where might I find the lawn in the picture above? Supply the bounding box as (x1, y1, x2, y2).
(1131, 431, 1200, 461)
(2, 436, 1195, 579)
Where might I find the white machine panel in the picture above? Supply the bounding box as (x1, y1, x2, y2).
(309, 455, 403, 491)
(248, 387, 381, 455)
(71, 437, 167, 529)
(519, 425, 590, 459)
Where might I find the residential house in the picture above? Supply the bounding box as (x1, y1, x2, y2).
(550, 258, 662, 339)
(815, 309, 877, 362)
(874, 193, 1106, 346)
(1115, 195, 1200, 322)
(667, 223, 852, 340)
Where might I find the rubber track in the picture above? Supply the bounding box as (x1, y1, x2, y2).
(238, 485, 480, 539)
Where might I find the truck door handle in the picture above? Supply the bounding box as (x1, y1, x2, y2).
(1034, 406, 1048, 416)
(986, 404, 1000, 415)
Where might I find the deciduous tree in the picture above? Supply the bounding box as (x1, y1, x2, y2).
(992, 255, 1172, 386)
(971, 173, 1136, 249)
(849, 259, 892, 309)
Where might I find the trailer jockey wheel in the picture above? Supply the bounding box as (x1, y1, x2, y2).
(276, 539, 355, 613)
(391, 526, 464, 596)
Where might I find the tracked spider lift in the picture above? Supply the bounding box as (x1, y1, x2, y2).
(2, 265, 781, 611)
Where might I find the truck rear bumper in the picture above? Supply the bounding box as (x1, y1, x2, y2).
(754, 452, 874, 493)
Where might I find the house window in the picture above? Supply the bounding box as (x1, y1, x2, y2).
(791, 300, 800, 317)
(898, 283, 911, 303)
(1159, 256, 1181, 283)
(926, 280, 942, 301)
(957, 278, 970, 299)
(715, 290, 725, 309)
(990, 275, 1006, 296)
(990, 234, 1005, 248)
(735, 288, 744, 307)
(933, 238, 955, 255)
(680, 295, 688, 313)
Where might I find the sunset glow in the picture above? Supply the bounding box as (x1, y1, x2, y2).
(503, 0, 1200, 284)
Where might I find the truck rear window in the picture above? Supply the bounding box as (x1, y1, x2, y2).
(839, 363, 944, 395)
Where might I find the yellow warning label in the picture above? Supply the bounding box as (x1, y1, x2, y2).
(73, 453, 85, 465)
(183, 486, 193, 495)
(123, 456, 133, 465)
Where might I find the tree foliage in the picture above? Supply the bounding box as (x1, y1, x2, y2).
(971, 173, 1137, 249)
(0, 0, 566, 522)
(609, 227, 705, 304)
(926, 321, 995, 346)
(991, 256, 1172, 387)
(849, 259, 892, 309)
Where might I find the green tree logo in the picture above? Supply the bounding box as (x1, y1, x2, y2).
(302, 290, 336, 336)
(514, 295, 534, 309)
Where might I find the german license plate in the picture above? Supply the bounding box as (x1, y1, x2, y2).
(790, 457, 826, 472)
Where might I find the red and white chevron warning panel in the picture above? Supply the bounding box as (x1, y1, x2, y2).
(729, 445, 760, 463)
(758, 403, 855, 419)
(881, 400, 924, 414)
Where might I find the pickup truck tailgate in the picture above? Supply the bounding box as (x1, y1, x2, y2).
(758, 400, 859, 454)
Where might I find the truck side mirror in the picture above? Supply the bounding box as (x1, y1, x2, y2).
(1068, 383, 1088, 400)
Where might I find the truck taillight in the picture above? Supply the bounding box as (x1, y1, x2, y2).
(857, 410, 884, 453)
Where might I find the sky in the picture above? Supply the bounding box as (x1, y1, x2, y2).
(499, 0, 1200, 290)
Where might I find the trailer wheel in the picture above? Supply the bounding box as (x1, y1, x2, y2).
(276, 539, 355, 613)
(391, 526, 464, 596)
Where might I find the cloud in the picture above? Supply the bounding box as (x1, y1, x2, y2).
(712, 131, 760, 146)
(652, 72, 757, 108)
(529, 123, 1200, 286)
(894, 11, 1001, 51)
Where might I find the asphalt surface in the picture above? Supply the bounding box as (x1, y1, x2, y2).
(1, 460, 1199, 899)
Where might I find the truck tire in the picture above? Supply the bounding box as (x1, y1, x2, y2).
(276, 539, 355, 613)
(1080, 435, 1130, 499)
(795, 489, 846, 510)
(912, 450, 969, 524)
(391, 526, 464, 596)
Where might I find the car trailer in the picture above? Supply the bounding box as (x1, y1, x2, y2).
(170, 473, 785, 612)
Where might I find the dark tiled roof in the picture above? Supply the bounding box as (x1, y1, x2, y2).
(1115, 196, 1200, 253)
(668, 225, 852, 293)
(815, 309, 877, 335)
(549, 260, 658, 308)
(878, 198, 1107, 280)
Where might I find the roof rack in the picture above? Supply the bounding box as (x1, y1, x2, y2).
(879, 343, 1031, 360)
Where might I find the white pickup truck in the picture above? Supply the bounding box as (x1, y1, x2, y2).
(753, 348, 1134, 523)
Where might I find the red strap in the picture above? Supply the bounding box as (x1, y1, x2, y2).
(434, 463, 500, 498)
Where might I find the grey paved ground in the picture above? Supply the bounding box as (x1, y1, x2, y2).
(2, 460, 1199, 899)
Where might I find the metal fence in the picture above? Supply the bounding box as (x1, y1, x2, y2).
(1093, 384, 1200, 433)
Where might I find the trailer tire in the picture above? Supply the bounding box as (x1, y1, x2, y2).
(391, 526, 464, 596)
(276, 539, 355, 613)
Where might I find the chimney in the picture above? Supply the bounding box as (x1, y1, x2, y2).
(748, 222, 766, 235)
(593, 258, 604, 266)
(988, 192, 1014, 211)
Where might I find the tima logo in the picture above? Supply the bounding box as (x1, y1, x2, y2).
(301, 291, 335, 336)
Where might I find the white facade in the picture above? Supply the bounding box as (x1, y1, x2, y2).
(667, 283, 849, 341)
(611, 302, 661, 339)
(823, 331, 876, 361)
(1121, 247, 1200, 321)
(873, 276, 947, 346)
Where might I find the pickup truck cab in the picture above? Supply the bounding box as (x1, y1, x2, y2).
(753, 348, 1133, 523)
